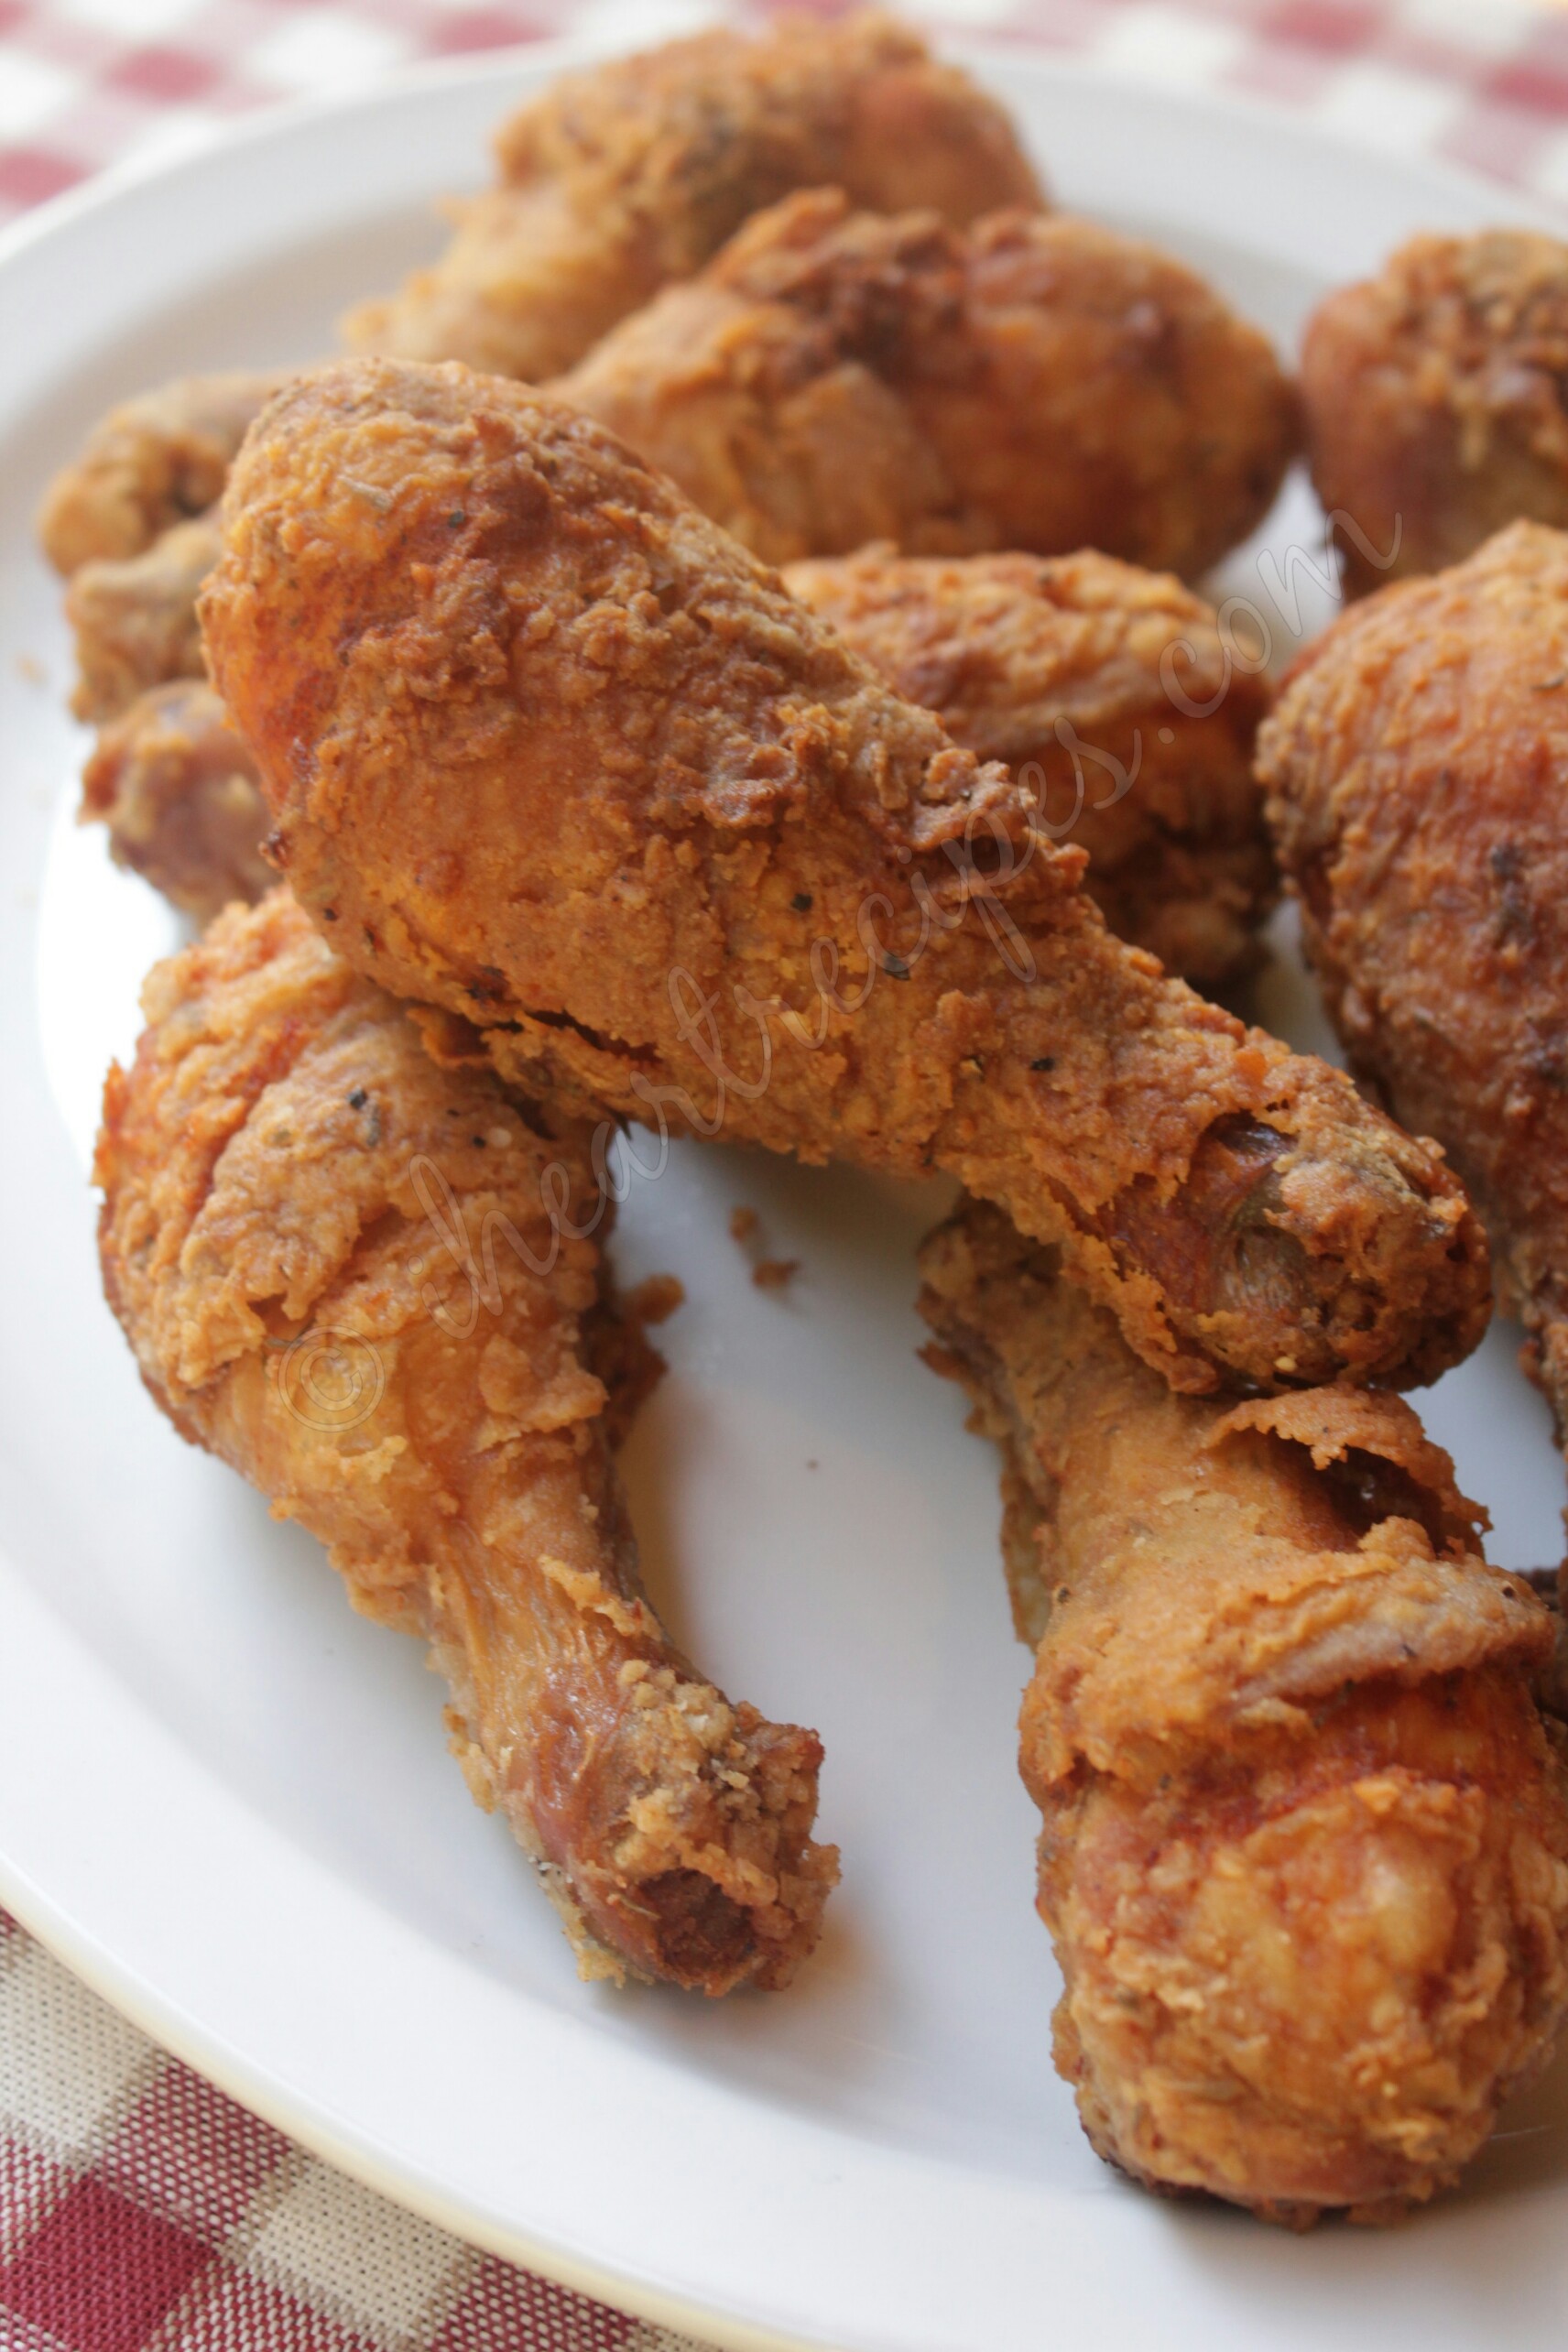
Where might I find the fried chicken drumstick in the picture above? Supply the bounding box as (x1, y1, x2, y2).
(785, 545, 1276, 986)
(55, 412, 1279, 961)
(1259, 519, 1568, 1452)
(67, 535, 1279, 975)
(920, 1198, 1568, 2223)
(38, 371, 282, 577)
(66, 514, 220, 724)
(82, 681, 269, 922)
(49, 178, 1292, 724)
(1302, 232, 1568, 598)
(65, 530, 1279, 974)
(96, 888, 836, 1993)
(202, 359, 1487, 1399)
(343, 12, 1042, 382)
(556, 191, 1297, 578)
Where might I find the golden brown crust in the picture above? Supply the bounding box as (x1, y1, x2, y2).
(785, 545, 1277, 985)
(63, 530, 1280, 977)
(44, 191, 1290, 718)
(1303, 232, 1568, 596)
(38, 372, 284, 577)
(1043, 1678, 1568, 2226)
(66, 515, 218, 723)
(343, 13, 1043, 379)
(919, 1198, 1568, 2222)
(557, 192, 1298, 578)
(81, 680, 271, 922)
(95, 890, 836, 1993)
(1258, 518, 1568, 1440)
(201, 356, 1488, 1399)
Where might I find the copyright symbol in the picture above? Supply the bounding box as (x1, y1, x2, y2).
(272, 1330, 385, 1432)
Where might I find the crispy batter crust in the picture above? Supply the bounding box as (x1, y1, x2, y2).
(1303, 232, 1568, 596)
(919, 1199, 1568, 2222)
(96, 890, 836, 1992)
(38, 372, 283, 577)
(343, 13, 1043, 380)
(62, 537, 1278, 983)
(60, 520, 1280, 981)
(66, 515, 219, 724)
(203, 358, 1486, 1397)
(1258, 519, 1568, 1443)
(785, 544, 1277, 985)
(81, 680, 271, 922)
(558, 192, 1298, 578)
(44, 190, 1290, 721)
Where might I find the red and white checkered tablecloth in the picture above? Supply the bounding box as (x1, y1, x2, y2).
(4, 0, 1568, 227)
(4, 1, 1568, 2346)
(0, 1906, 689, 2351)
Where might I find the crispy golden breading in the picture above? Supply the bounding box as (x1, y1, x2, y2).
(1303, 233, 1568, 597)
(46, 198, 1290, 712)
(63, 539, 1279, 980)
(59, 479, 1277, 982)
(556, 192, 1298, 578)
(82, 680, 271, 922)
(343, 14, 1042, 381)
(784, 546, 1277, 986)
(201, 360, 1486, 1398)
(920, 1198, 1568, 2224)
(1259, 519, 1568, 1453)
(66, 514, 219, 723)
(96, 890, 836, 1993)
(38, 372, 283, 577)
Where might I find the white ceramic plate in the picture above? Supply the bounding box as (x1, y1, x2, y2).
(3, 37, 1568, 2352)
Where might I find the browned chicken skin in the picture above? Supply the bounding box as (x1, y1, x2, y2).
(201, 359, 1488, 1398)
(920, 1198, 1568, 2223)
(66, 514, 219, 723)
(38, 372, 283, 577)
(65, 541, 1276, 985)
(343, 12, 1043, 381)
(1303, 232, 1568, 597)
(1260, 519, 1568, 1460)
(45, 201, 1289, 716)
(785, 545, 1277, 986)
(64, 528, 1279, 978)
(557, 191, 1298, 578)
(82, 680, 270, 922)
(56, 462, 1279, 981)
(96, 890, 837, 1993)
(55, 204, 1295, 733)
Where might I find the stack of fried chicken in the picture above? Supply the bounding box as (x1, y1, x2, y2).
(53, 11, 1568, 2232)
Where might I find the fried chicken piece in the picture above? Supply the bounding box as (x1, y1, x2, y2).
(1259, 519, 1568, 1460)
(919, 1197, 1568, 2223)
(784, 546, 1277, 986)
(201, 359, 1486, 1398)
(64, 526, 1279, 980)
(343, 14, 1042, 382)
(49, 191, 1289, 717)
(53, 432, 271, 917)
(96, 889, 836, 1993)
(82, 680, 270, 921)
(555, 191, 1298, 578)
(39, 372, 283, 577)
(65, 543, 1279, 980)
(1303, 232, 1568, 598)
(66, 514, 219, 723)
